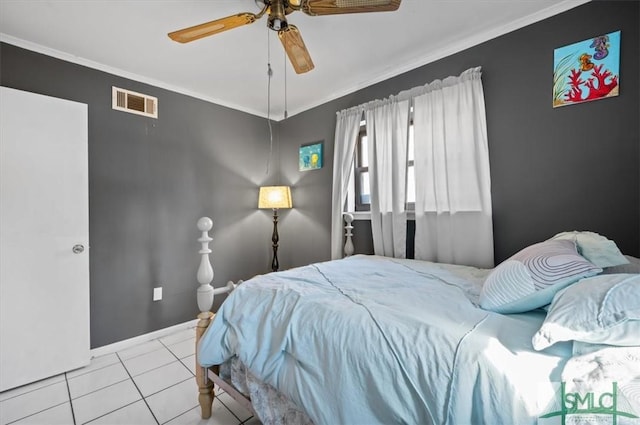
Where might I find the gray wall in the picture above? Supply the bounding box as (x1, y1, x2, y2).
(1, 0, 638, 348)
(1, 45, 282, 347)
(278, 0, 640, 266)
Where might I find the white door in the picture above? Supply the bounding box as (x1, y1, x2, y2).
(0, 86, 90, 391)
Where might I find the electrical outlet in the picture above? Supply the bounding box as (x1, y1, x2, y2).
(153, 287, 162, 301)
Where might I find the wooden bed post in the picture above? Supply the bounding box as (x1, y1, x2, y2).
(196, 314, 214, 418)
(196, 217, 215, 418)
(195, 217, 237, 419)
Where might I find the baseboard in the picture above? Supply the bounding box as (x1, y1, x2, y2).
(90, 319, 199, 358)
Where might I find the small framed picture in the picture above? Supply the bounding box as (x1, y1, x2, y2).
(299, 141, 323, 171)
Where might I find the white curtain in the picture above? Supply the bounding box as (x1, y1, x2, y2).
(330, 108, 362, 260)
(365, 98, 410, 257)
(331, 67, 493, 266)
(412, 67, 494, 268)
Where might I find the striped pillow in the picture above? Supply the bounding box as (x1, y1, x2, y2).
(479, 239, 602, 313)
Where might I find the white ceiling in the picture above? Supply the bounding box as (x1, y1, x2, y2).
(0, 0, 589, 120)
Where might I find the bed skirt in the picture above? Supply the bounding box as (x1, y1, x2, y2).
(220, 357, 314, 425)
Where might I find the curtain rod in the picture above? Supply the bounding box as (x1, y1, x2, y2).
(337, 66, 482, 117)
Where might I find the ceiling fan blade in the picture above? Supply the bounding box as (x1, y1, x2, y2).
(168, 13, 257, 43)
(300, 0, 401, 15)
(278, 25, 315, 74)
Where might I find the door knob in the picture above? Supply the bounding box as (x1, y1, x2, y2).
(72, 244, 85, 254)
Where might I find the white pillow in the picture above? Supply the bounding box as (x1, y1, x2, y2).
(532, 273, 640, 351)
(551, 231, 629, 268)
(479, 239, 601, 314)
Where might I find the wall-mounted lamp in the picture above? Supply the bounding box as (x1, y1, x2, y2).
(258, 185, 292, 272)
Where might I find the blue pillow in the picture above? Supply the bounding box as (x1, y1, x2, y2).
(479, 239, 602, 314)
(532, 273, 640, 350)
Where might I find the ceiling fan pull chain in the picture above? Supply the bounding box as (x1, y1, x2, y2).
(284, 52, 288, 119)
(265, 29, 274, 175)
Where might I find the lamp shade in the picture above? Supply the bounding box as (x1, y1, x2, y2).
(258, 186, 292, 209)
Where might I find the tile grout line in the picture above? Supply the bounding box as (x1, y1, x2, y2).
(82, 400, 145, 425)
(117, 334, 195, 376)
(142, 376, 194, 399)
(125, 336, 213, 424)
(0, 329, 205, 425)
(153, 337, 203, 423)
(159, 331, 197, 347)
(157, 336, 196, 363)
(3, 400, 70, 425)
(69, 377, 131, 402)
(185, 342, 246, 425)
(114, 351, 161, 425)
(157, 338, 195, 371)
(64, 376, 134, 425)
(0, 378, 65, 403)
(240, 416, 257, 425)
(217, 395, 250, 423)
(106, 331, 194, 367)
(159, 401, 202, 425)
(1, 378, 71, 425)
(67, 358, 122, 381)
(69, 344, 191, 402)
(64, 372, 78, 425)
(118, 346, 167, 362)
(157, 333, 243, 424)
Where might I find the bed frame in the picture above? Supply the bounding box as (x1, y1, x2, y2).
(194, 213, 355, 419)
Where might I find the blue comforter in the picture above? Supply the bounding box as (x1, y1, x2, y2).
(199, 255, 572, 425)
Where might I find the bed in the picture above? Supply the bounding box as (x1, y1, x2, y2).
(193, 218, 640, 424)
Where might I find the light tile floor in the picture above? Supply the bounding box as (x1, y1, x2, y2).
(0, 328, 259, 425)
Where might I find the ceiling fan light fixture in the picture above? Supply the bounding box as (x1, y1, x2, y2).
(269, 17, 288, 31)
(268, 0, 289, 31)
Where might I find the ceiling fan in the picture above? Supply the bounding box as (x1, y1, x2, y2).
(168, 0, 402, 74)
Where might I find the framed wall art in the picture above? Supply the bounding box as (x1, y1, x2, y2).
(553, 30, 620, 108)
(299, 141, 323, 171)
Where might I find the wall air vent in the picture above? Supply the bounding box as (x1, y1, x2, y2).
(112, 87, 158, 119)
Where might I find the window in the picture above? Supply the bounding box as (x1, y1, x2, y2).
(352, 119, 416, 212)
(354, 123, 370, 210)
